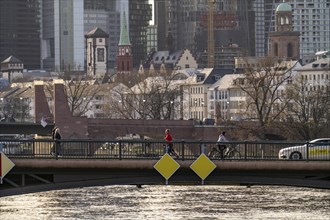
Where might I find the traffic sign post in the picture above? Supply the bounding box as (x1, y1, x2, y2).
(154, 153, 180, 185)
(190, 153, 216, 185)
(0, 152, 15, 184)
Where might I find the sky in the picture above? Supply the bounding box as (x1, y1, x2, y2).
(149, 0, 154, 25)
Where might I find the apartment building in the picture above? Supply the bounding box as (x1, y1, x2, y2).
(295, 57, 330, 92)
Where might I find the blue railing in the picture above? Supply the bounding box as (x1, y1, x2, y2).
(0, 139, 329, 161)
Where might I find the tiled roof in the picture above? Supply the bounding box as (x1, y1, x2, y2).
(85, 27, 109, 38)
(297, 58, 330, 71)
(1, 55, 22, 64)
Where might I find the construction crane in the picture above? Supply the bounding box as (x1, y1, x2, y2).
(207, 0, 215, 68)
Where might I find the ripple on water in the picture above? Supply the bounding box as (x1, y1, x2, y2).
(0, 185, 329, 220)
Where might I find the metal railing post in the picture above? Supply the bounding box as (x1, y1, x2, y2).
(55, 141, 58, 160)
(244, 141, 247, 161)
(118, 140, 122, 160)
(181, 141, 185, 161)
(306, 141, 309, 161)
(199, 140, 203, 154)
(32, 141, 35, 157)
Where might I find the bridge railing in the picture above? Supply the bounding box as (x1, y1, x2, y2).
(0, 139, 329, 161)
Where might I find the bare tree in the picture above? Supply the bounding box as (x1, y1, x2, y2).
(0, 95, 31, 122)
(0, 84, 33, 122)
(284, 71, 330, 139)
(97, 83, 133, 119)
(47, 71, 102, 117)
(239, 57, 296, 139)
(110, 70, 183, 120)
(64, 79, 102, 117)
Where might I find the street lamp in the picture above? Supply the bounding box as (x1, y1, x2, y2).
(201, 101, 204, 120)
(20, 97, 23, 122)
(170, 101, 174, 119)
(143, 99, 146, 119)
(194, 99, 197, 119)
(226, 101, 230, 121)
(238, 101, 243, 120)
(0, 98, 3, 120)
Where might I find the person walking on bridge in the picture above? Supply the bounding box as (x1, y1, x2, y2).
(51, 127, 62, 156)
(164, 129, 178, 158)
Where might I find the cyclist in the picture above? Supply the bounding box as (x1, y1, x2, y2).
(164, 129, 178, 157)
(217, 131, 228, 159)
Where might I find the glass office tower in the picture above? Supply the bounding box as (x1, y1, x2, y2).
(0, 0, 41, 70)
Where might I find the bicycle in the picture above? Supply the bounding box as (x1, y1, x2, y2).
(208, 144, 241, 159)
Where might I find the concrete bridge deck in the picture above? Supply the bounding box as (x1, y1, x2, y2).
(1, 158, 329, 197)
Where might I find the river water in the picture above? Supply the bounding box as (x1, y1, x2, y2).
(0, 185, 329, 220)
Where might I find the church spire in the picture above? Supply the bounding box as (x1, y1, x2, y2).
(119, 11, 130, 46)
(116, 11, 133, 75)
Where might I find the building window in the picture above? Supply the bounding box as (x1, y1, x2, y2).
(97, 48, 104, 62)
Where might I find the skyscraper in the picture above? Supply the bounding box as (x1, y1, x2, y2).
(116, 0, 152, 68)
(0, 0, 41, 70)
(154, 0, 255, 57)
(41, 0, 84, 72)
(128, 0, 152, 67)
(154, 0, 170, 51)
(289, 0, 330, 63)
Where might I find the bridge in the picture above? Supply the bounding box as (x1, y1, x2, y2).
(1, 139, 329, 197)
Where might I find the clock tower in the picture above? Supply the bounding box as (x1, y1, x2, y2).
(269, 1, 300, 60)
(116, 11, 133, 74)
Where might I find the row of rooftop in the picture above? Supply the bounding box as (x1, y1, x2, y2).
(0, 52, 329, 125)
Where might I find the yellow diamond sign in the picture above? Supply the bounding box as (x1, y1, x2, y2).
(154, 153, 180, 180)
(0, 152, 15, 180)
(190, 153, 216, 180)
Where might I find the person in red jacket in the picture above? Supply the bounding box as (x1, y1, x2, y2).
(164, 129, 178, 157)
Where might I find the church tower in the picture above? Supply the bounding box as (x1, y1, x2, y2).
(116, 11, 133, 74)
(85, 27, 109, 79)
(269, 1, 300, 60)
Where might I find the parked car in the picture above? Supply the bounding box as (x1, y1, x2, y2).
(278, 138, 330, 160)
(203, 118, 215, 125)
